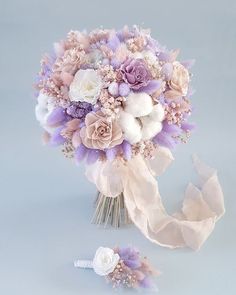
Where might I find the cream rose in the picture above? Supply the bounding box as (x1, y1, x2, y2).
(92, 247, 120, 276)
(69, 69, 102, 104)
(80, 111, 123, 150)
(169, 61, 189, 96)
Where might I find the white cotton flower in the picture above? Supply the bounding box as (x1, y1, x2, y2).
(69, 69, 102, 104)
(140, 103, 165, 140)
(148, 103, 165, 122)
(119, 93, 165, 143)
(124, 92, 153, 117)
(93, 247, 120, 276)
(118, 111, 142, 144)
(140, 117, 163, 140)
(35, 91, 55, 133)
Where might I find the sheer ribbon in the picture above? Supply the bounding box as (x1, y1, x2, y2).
(86, 148, 225, 250)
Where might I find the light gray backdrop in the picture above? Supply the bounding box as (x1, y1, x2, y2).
(0, 0, 235, 294)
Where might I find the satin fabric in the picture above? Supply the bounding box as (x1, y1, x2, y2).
(86, 148, 225, 250)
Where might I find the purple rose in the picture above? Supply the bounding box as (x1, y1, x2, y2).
(120, 58, 151, 90)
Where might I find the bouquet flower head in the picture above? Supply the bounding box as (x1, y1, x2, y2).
(35, 26, 194, 164)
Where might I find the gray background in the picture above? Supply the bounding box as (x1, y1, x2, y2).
(0, 0, 235, 294)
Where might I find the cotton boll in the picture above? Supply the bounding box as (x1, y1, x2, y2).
(124, 92, 153, 117)
(148, 104, 165, 122)
(118, 111, 142, 144)
(141, 117, 163, 140)
(35, 92, 56, 134)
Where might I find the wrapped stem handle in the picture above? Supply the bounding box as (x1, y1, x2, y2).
(74, 259, 93, 269)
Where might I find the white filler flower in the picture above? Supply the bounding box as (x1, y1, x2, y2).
(92, 247, 120, 276)
(69, 69, 102, 104)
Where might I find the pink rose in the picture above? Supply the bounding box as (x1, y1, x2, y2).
(166, 61, 189, 98)
(80, 111, 123, 150)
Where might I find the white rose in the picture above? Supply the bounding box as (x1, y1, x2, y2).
(69, 69, 102, 104)
(92, 247, 120, 276)
(35, 91, 55, 133)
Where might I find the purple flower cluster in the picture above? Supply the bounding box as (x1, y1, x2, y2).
(66, 102, 92, 119)
(107, 246, 159, 291)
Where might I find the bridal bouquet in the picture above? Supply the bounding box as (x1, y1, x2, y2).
(35, 26, 224, 250)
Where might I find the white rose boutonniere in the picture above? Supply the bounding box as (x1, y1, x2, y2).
(69, 69, 102, 104)
(92, 247, 120, 276)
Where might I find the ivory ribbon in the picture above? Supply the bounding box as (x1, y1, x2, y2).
(86, 147, 225, 250)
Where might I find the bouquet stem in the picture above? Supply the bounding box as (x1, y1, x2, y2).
(92, 192, 131, 228)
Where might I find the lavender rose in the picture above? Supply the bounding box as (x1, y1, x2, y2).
(120, 59, 151, 90)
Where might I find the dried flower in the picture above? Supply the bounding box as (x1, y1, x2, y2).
(120, 58, 151, 90)
(80, 111, 123, 150)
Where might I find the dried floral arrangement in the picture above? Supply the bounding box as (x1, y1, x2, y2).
(34, 26, 224, 251)
(35, 26, 194, 160)
(74, 246, 159, 292)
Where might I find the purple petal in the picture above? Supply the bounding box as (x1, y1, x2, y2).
(102, 58, 109, 65)
(181, 122, 196, 132)
(119, 83, 130, 97)
(138, 80, 162, 94)
(162, 121, 182, 136)
(75, 144, 88, 163)
(107, 34, 120, 51)
(49, 126, 66, 146)
(122, 140, 132, 160)
(106, 147, 118, 161)
(86, 149, 101, 165)
(118, 247, 139, 261)
(108, 82, 119, 97)
(158, 49, 179, 62)
(140, 277, 152, 288)
(181, 59, 195, 69)
(110, 58, 121, 69)
(187, 86, 195, 97)
(161, 63, 173, 80)
(153, 131, 177, 149)
(47, 107, 66, 126)
(124, 259, 141, 269)
(158, 51, 171, 62)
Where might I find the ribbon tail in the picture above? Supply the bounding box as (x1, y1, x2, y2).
(122, 154, 225, 250)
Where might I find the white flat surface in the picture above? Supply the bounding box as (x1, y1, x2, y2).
(0, 0, 235, 294)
